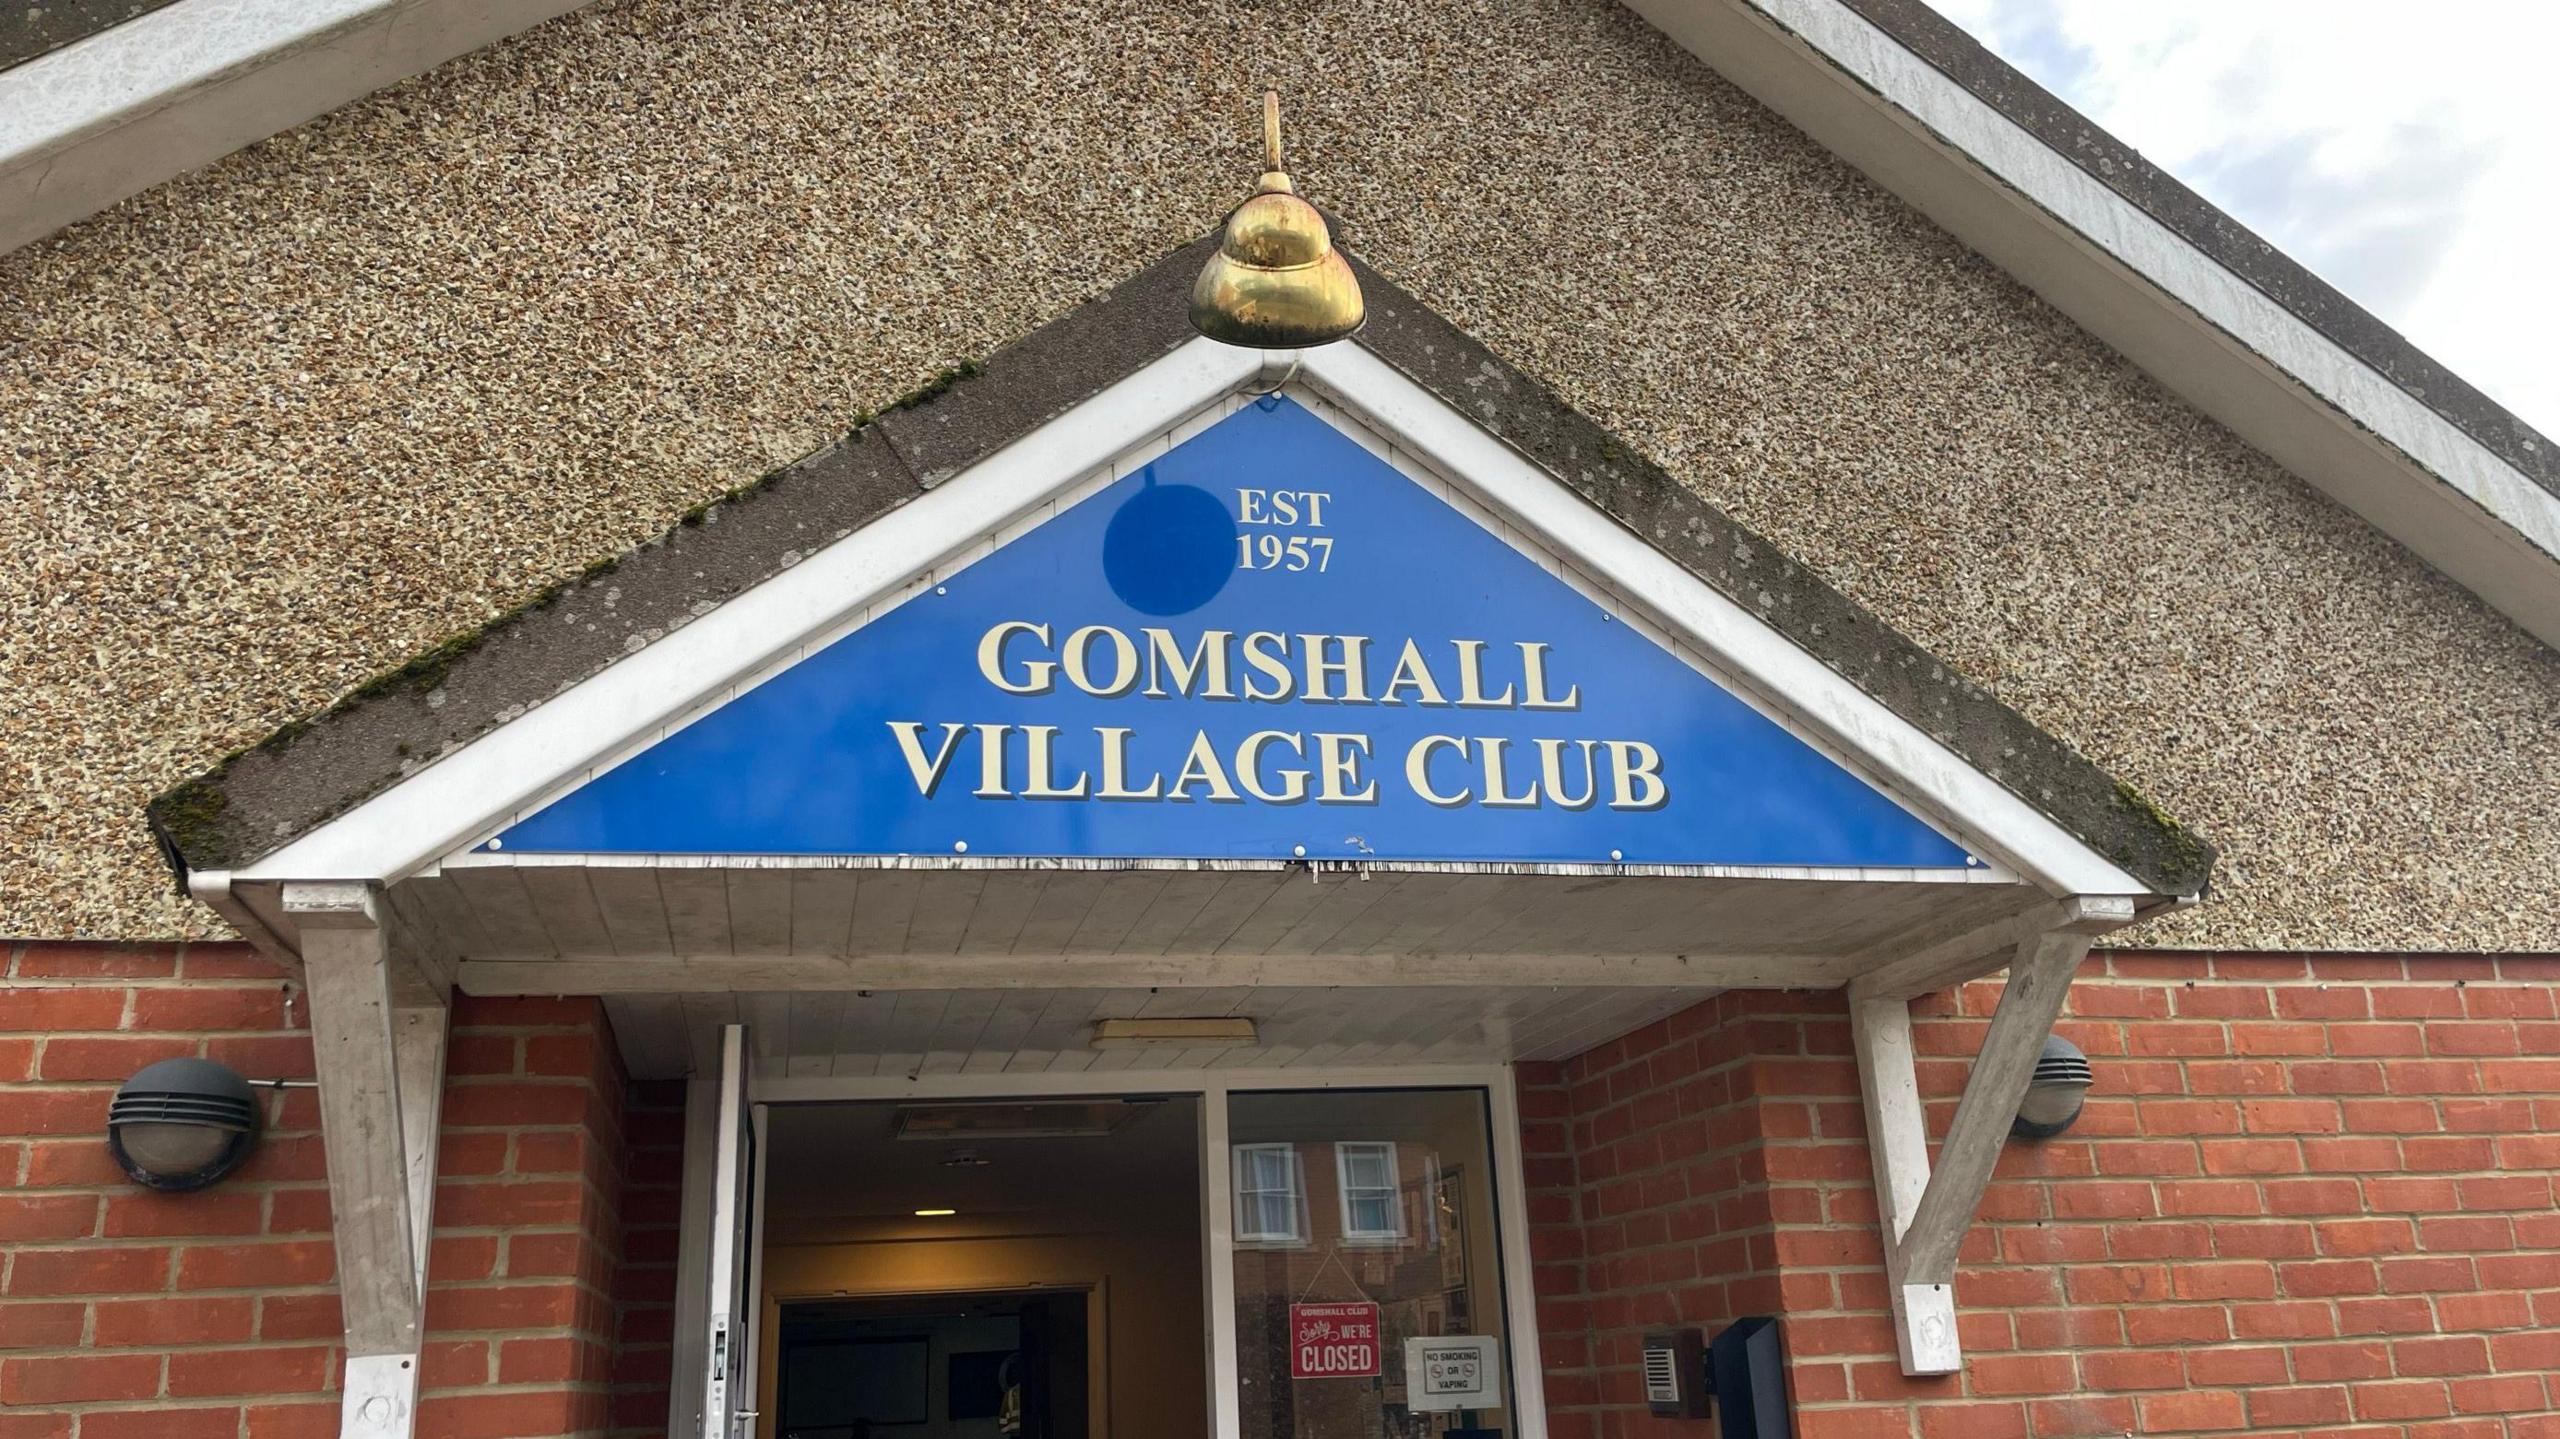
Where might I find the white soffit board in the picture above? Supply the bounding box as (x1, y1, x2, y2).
(1623, 0, 2560, 651)
(0, 0, 597, 257)
(602, 989, 1714, 1080)
(233, 331, 2146, 899)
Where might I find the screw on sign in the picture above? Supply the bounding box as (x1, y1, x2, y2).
(1289, 1301, 1383, 1379)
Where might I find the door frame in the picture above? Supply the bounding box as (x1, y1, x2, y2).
(677, 1063, 1549, 1439)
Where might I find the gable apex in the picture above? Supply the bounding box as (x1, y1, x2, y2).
(150, 240, 2211, 901)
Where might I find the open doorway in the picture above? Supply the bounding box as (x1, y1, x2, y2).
(755, 1096, 1204, 1439)
(776, 1289, 1089, 1439)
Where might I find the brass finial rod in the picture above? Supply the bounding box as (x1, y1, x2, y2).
(1263, 90, 1283, 173)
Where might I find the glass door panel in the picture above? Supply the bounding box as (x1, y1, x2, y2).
(1227, 1089, 1514, 1439)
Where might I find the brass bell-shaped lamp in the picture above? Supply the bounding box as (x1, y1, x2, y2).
(1190, 92, 1365, 348)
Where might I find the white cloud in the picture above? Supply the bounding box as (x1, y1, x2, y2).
(1927, 0, 2560, 439)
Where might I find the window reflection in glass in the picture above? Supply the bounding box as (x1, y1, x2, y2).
(1229, 1090, 1512, 1439)
(1236, 1142, 1310, 1245)
(1335, 1142, 1403, 1242)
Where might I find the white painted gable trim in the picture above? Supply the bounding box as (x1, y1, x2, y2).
(230, 332, 2151, 899)
(1298, 345, 2142, 897)
(1630, 0, 2560, 650)
(235, 332, 2160, 896)
(439, 380, 2007, 887)
(233, 337, 1262, 882)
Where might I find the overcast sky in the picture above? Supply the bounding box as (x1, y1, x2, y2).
(1926, 0, 2559, 440)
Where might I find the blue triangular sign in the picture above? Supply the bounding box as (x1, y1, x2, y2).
(495, 397, 1969, 868)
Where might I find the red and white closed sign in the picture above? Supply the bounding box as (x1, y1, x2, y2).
(1288, 1301, 1382, 1380)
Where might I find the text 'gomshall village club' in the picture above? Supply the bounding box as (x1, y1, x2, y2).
(3, 5, 2558, 1439)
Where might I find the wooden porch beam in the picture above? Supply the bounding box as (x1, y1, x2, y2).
(391, 993, 448, 1299)
(1851, 994, 1957, 1373)
(284, 881, 448, 1439)
(1848, 894, 2135, 1004)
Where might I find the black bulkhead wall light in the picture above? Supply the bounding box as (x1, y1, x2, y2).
(108, 1057, 262, 1191)
(2011, 1033, 2095, 1139)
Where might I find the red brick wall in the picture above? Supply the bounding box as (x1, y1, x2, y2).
(18, 939, 2560, 1438)
(1521, 991, 1819, 1439)
(606, 1083, 685, 1439)
(427, 992, 632, 1439)
(0, 942, 666, 1439)
(1525, 952, 2560, 1439)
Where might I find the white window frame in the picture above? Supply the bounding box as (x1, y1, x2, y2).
(1332, 1141, 1405, 1244)
(706, 1064, 1551, 1439)
(1231, 1142, 1309, 1246)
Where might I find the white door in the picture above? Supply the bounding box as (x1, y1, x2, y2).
(701, 1025, 764, 1439)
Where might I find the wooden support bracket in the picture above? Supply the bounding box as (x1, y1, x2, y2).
(1850, 896, 2133, 1375)
(283, 881, 449, 1439)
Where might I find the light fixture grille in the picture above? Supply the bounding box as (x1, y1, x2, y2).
(2030, 1052, 2095, 1086)
(1642, 1346, 1680, 1404)
(109, 1090, 256, 1131)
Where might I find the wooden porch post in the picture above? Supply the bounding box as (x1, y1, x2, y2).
(284, 882, 449, 1439)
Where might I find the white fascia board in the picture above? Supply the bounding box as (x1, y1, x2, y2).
(1302, 343, 2148, 899)
(1623, 0, 2560, 651)
(231, 337, 1264, 883)
(0, 0, 595, 257)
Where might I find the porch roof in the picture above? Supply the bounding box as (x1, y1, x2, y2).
(149, 239, 2213, 905)
(174, 242, 2218, 1394)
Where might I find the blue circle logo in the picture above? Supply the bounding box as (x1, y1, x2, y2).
(1102, 479, 1236, 616)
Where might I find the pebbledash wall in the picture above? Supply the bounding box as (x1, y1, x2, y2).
(10, 941, 2560, 1437)
(0, 941, 683, 1439)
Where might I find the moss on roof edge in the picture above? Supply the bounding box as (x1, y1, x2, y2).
(146, 239, 2212, 904)
(1340, 253, 2216, 900)
(144, 357, 989, 879)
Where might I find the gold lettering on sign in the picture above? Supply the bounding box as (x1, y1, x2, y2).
(1406, 735, 1471, 808)
(1238, 731, 1309, 804)
(1381, 640, 1448, 707)
(1095, 727, 1161, 800)
(1169, 732, 1240, 802)
(1242, 631, 1294, 702)
(1144, 629, 1235, 700)
(885, 621, 1674, 812)
(979, 622, 1055, 695)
